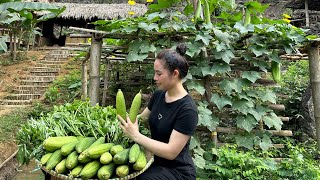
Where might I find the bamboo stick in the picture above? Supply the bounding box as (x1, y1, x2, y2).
(88, 36, 102, 106)
(102, 59, 110, 106)
(308, 43, 320, 150)
(268, 104, 285, 111)
(216, 127, 292, 136)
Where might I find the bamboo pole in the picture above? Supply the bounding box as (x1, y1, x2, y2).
(102, 59, 110, 106)
(216, 127, 293, 136)
(305, 0, 310, 27)
(89, 36, 102, 106)
(81, 49, 90, 100)
(308, 43, 320, 150)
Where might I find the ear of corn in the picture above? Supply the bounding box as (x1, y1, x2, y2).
(110, 145, 124, 156)
(129, 143, 141, 163)
(113, 148, 130, 165)
(97, 163, 115, 180)
(43, 136, 78, 152)
(76, 137, 96, 153)
(40, 153, 52, 166)
(116, 165, 130, 177)
(80, 160, 101, 179)
(87, 143, 114, 159)
(66, 151, 79, 169)
(100, 152, 113, 165)
(55, 159, 67, 174)
(133, 150, 147, 171)
(69, 165, 83, 178)
(116, 89, 127, 120)
(129, 90, 142, 123)
(45, 149, 63, 170)
(78, 151, 92, 164)
(61, 140, 79, 156)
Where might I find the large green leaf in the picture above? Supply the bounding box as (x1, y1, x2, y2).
(197, 103, 219, 131)
(0, 2, 61, 11)
(259, 134, 272, 150)
(138, 22, 159, 32)
(257, 89, 277, 104)
(214, 49, 235, 63)
(241, 71, 261, 83)
(232, 99, 254, 115)
(195, 32, 213, 46)
(210, 93, 232, 110)
(126, 51, 148, 62)
(193, 154, 206, 169)
(213, 28, 230, 44)
(235, 133, 255, 149)
(186, 42, 203, 57)
(247, 105, 267, 121)
(187, 81, 205, 95)
(236, 114, 257, 132)
(211, 62, 231, 74)
(0, 37, 7, 52)
(263, 112, 282, 131)
(220, 79, 243, 95)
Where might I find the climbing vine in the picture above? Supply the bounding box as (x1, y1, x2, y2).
(93, 0, 308, 171)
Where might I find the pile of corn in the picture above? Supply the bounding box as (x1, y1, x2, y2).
(40, 136, 147, 179)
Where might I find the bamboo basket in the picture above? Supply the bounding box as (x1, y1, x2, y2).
(39, 151, 154, 180)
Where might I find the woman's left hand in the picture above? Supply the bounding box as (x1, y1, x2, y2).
(118, 115, 140, 141)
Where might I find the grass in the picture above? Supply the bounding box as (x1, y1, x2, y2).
(0, 108, 29, 142)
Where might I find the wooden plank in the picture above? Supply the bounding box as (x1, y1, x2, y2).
(217, 143, 285, 149)
(216, 127, 293, 136)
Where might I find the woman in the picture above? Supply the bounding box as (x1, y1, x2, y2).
(118, 43, 198, 180)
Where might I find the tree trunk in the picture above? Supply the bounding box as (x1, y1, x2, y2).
(308, 43, 320, 150)
(9, 31, 13, 58)
(88, 36, 102, 106)
(13, 32, 17, 61)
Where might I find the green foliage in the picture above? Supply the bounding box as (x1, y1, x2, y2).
(17, 100, 149, 165)
(0, 108, 28, 142)
(43, 69, 82, 104)
(92, 0, 308, 152)
(276, 60, 309, 117)
(44, 86, 60, 103)
(194, 143, 320, 179)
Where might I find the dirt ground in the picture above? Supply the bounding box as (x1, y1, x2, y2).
(0, 51, 47, 179)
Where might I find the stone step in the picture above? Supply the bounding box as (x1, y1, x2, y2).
(20, 80, 52, 86)
(0, 104, 31, 109)
(35, 63, 62, 68)
(0, 99, 32, 105)
(30, 67, 60, 72)
(15, 85, 48, 91)
(30, 72, 58, 76)
(47, 51, 70, 55)
(23, 76, 56, 82)
(5, 94, 42, 100)
(41, 57, 68, 63)
(13, 89, 45, 94)
(39, 60, 68, 64)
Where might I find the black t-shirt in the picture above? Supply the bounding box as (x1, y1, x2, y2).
(147, 90, 198, 177)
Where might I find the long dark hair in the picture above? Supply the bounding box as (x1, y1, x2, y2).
(156, 43, 189, 79)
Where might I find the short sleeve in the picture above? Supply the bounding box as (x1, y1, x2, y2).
(174, 106, 198, 136)
(147, 90, 162, 111)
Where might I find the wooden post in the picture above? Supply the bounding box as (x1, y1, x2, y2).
(305, 0, 309, 27)
(308, 43, 320, 150)
(81, 49, 90, 100)
(102, 59, 110, 106)
(89, 35, 102, 106)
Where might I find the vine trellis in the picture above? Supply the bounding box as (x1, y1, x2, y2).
(65, 0, 320, 170)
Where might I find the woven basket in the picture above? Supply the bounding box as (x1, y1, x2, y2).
(39, 152, 154, 180)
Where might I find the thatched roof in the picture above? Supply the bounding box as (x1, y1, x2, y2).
(36, 3, 148, 20)
(286, 0, 320, 11)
